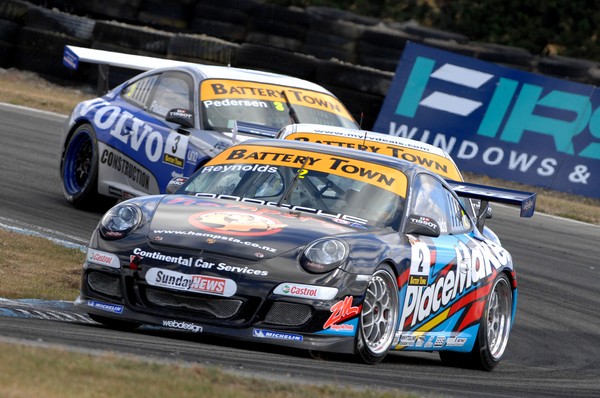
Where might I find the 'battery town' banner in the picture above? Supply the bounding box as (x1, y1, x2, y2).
(373, 42, 599, 199)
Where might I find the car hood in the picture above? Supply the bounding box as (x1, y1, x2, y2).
(146, 196, 367, 260)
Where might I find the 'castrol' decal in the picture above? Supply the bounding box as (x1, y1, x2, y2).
(86, 248, 120, 269)
(400, 236, 511, 330)
(145, 268, 237, 297)
(273, 283, 338, 300)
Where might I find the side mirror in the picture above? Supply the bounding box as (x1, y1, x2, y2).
(166, 108, 194, 128)
(405, 215, 440, 237)
(166, 177, 188, 194)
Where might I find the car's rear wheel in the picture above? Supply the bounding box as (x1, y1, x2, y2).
(355, 264, 399, 364)
(61, 123, 104, 209)
(88, 313, 141, 331)
(439, 272, 513, 371)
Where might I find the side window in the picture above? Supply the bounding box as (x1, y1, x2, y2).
(148, 72, 193, 117)
(411, 174, 471, 234)
(121, 74, 159, 107)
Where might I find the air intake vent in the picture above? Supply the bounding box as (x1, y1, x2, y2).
(145, 288, 243, 319)
(87, 271, 121, 298)
(264, 302, 312, 326)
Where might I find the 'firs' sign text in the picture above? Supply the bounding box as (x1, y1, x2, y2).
(374, 42, 599, 198)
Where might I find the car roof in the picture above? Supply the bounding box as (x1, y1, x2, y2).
(64, 45, 334, 95)
(180, 65, 333, 94)
(278, 123, 463, 181)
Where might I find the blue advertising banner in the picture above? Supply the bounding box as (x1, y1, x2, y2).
(373, 42, 599, 199)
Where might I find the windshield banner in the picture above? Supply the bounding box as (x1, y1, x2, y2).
(283, 131, 462, 181)
(373, 42, 599, 199)
(210, 145, 408, 195)
(200, 79, 353, 120)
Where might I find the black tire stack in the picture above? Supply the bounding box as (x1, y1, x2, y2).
(2, 0, 600, 130)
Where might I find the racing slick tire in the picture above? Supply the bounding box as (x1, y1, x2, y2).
(355, 264, 399, 364)
(439, 272, 513, 371)
(88, 313, 141, 331)
(61, 123, 108, 210)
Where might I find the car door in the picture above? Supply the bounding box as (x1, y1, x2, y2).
(98, 71, 195, 198)
(396, 173, 482, 349)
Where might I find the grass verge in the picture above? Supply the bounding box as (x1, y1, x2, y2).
(0, 342, 417, 398)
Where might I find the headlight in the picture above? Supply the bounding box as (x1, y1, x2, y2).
(99, 204, 142, 240)
(301, 239, 348, 273)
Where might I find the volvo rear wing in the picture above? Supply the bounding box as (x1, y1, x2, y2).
(63, 45, 194, 94)
(447, 180, 536, 231)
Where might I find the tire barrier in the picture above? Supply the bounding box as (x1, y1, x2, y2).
(4, 0, 600, 130)
(92, 20, 173, 55)
(0, 19, 19, 68)
(236, 43, 318, 80)
(167, 33, 239, 66)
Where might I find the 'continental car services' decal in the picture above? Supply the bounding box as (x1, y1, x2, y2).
(200, 79, 353, 120)
(284, 131, 462, 180)
(399, 236, 510, 331)
(210, 145, 408, 194)
(135, 248, 269, 275)
(145, 268, 237, 297)
(273, 283, 338, 300)
(188, 211, 286, 236)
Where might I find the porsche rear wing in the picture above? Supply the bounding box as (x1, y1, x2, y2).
(63, 45, 193, 94)
(447, 180, 536, 231)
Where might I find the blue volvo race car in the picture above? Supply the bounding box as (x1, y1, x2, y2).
(59, 46, 358, 209)
(77, 138, 535, 370)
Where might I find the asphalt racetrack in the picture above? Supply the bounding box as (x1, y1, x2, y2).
(1, 104, 599, 397)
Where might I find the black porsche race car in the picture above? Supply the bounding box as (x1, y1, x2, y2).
(77, 138, 535, 370)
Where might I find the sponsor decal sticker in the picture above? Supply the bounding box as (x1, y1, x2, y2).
(446, 336, 467, 347)
(209, 145, 407, 195)
(87, 300, 123, 314)
(162, 319, 203, 333)
(324, 296, 360, 330)
(273, 283, 338, 300)
(86, 248, 120, 269)
(253, 329, 303, 341)
(285, 131, 461, 180)
(201, 79, 354, 120)
(145, 268, 237, 296)
(400, 237, 510, 329)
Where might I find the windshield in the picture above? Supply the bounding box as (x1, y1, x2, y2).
(199, 79, 358, 131)
(181, 145, 407, 228)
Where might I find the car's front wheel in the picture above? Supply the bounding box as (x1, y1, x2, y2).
(439, 272, 513, 371)
(355, 264, 399, 364)
(61, 123, 106, 209)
